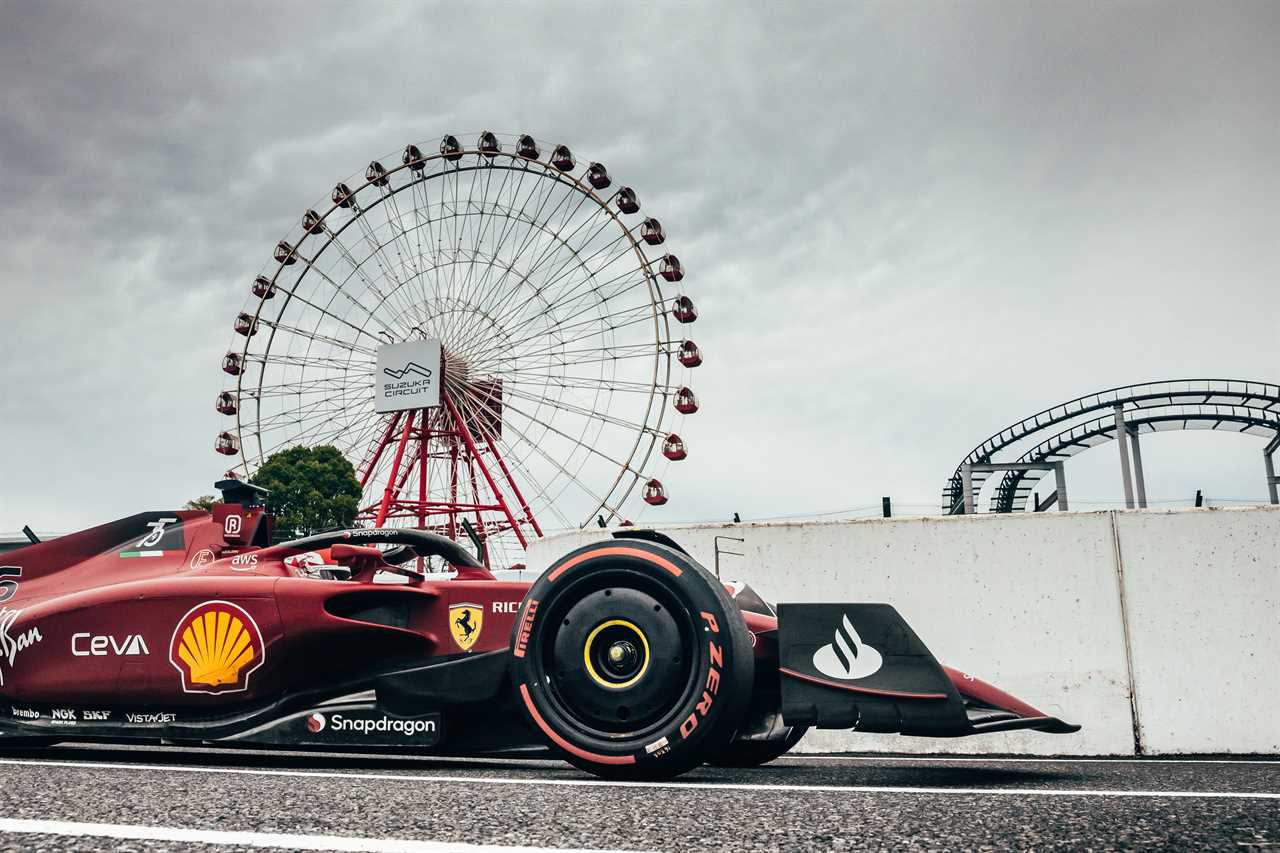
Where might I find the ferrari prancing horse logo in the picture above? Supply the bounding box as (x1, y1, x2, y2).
(449, 603, 483, 652)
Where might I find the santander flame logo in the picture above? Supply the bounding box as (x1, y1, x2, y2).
(811, 614, 884, 681)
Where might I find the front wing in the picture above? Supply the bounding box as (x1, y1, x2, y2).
(776, 603, 1079, 737)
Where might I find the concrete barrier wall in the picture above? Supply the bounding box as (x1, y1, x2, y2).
(1115, 509, 1280, 754)
(525, 505, 1280, 755)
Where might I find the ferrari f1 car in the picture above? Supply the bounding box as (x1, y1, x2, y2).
(0, 481, 1077, 779)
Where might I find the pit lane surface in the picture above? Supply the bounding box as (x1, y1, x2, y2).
(0, 746, 1276, 851)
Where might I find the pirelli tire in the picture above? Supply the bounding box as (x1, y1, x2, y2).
(510, 539, 754, 780)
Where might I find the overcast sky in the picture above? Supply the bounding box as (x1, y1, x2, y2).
(1, 1, 1277, 534)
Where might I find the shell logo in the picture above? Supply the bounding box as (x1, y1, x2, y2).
(169, 601, 265, 695)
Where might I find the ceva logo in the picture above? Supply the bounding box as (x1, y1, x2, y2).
(811, 614, 884, 681)
(72, 633, 150, 657)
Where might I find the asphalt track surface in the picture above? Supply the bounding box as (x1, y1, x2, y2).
(0, 745, 1275, 851)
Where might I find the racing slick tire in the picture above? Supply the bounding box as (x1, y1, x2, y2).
(707, 724, 809, 767)
(510, 539, 754, 780)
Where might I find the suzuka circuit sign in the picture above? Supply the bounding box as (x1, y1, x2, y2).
(375, 339, 442, 413)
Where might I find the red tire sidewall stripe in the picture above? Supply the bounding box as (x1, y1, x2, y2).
(519, 683, 637, 766)
(547, 547, 683, 582)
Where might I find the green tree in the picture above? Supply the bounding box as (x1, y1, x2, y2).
(184, 495, 218, 512)
(251, 445, 362, 541)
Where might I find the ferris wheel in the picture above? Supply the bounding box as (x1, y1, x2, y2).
(214, 132, 702, 565)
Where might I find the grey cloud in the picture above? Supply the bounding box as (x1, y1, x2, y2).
(1, 0, 1277, 532)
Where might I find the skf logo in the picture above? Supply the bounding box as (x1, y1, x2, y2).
(169, 601, 265, 694)
(72, 633, 150, 657)
(512, 599, 538, 659)
(449, 603, 483, 652)
(306, 712, 327, 733)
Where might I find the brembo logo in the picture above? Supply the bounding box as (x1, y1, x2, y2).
(382, 362, 434, 380)
(811, 614, 884, 681)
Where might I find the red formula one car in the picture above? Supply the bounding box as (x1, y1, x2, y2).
(0, 481, 1077, 779)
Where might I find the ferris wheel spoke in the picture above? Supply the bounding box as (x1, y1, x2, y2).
(496, 383, 661, 444)
(473, 339, 675, 373)
(380, 187, 428, 289)
(451, 164, 531, 347)
(409, 175, 446, 302)
(349, 207, 427, 324)
(450, 382, 623, 520)
(252, 392, 374, 436)
(465, 176, 596, 326)
(503, 217, 635, 319)
(502, 296, 656, 357)
(317, 223, 401, 314)
(247, 376, 374, 400)
(244, 352, 376, 371)
(454, 178, 598, 335)
(481, 254, 650, 356)
(473, 169, 566, 295)
(505, 374, 677, 396)
(255, 319, 380, 358)
(444, 389, 577, 529)
(265, 260, 399, 346)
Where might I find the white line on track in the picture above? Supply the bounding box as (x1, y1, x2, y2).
(0, 817, 634, 853)
(1, 757, 1276, 800)
(784, 755, 1280, 766)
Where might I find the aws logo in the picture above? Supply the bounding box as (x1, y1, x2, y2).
(169, 601, 265, 695)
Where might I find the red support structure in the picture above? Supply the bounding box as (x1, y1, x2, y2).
(352, 371, 541, 565)
(375, 411, 415, 527)
(481, 431, 543, 538)
(443, 391, 528, 549)
(359, 412, 403, 490)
